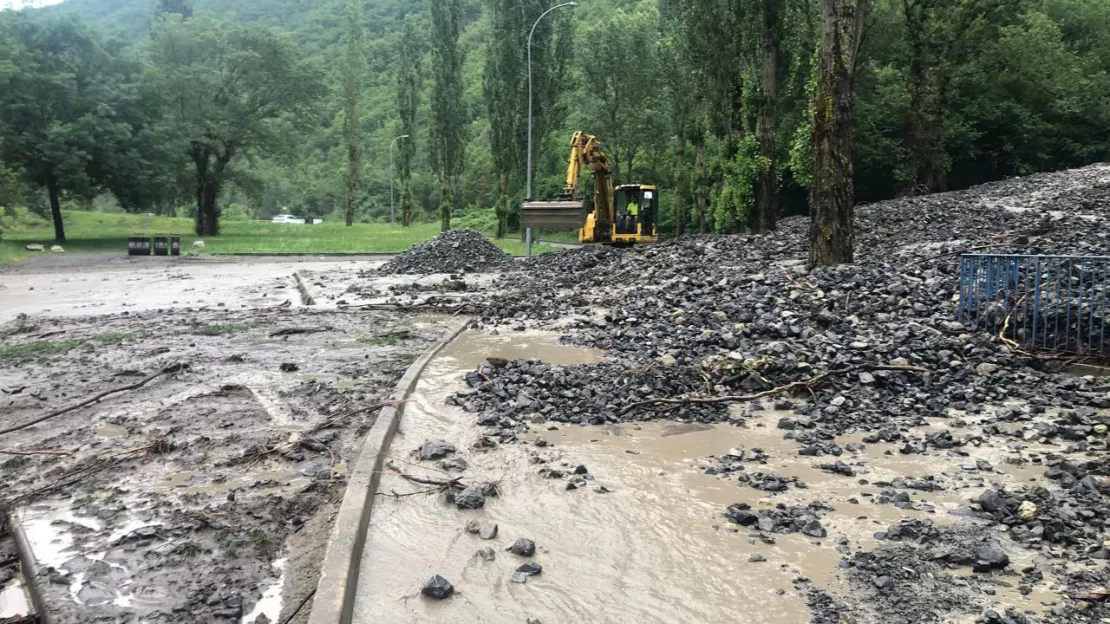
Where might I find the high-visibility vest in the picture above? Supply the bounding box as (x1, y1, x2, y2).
(628, 202, 640, 216)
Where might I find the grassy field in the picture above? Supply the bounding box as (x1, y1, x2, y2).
(0, 209, 571, 264)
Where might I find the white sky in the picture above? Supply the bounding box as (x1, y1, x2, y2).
(1, 0, 67, 9)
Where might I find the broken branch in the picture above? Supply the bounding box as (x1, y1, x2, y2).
(0, 363, 186, 437)
(0, 449, 73, 457)
(619, 364, 930, 415)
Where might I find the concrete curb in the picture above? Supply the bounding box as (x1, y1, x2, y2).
(306, 318, 472, 624)
(8, 513, 50, 623)
(293, 271, 317, 306)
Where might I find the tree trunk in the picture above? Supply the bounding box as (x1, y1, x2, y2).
(345, 154, 358, 227)
(440, 179, 452, 232)
(46, 171, 66, 244)
(401, 182, 412, 227)
(808, 0, 868, 269)
(495, 169, 507, 239)
(193, 147, 228, 237)
(755, 0, 781, 234)
(674, 128, 686, 238)
(694, 137, 708, 234)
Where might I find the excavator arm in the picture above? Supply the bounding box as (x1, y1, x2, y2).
(522, 131, 613, 238)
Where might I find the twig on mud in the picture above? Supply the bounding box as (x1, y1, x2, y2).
(0, 363, 187, 437)
(238, 400, 407, 466)
(102, 439, 171, 460)
(2, 438, 171, 507)
(268, 326, 335, 338)
(618, 364, 931, 415)
(0, 449, 72, 457)
(279, 588, 317, 624)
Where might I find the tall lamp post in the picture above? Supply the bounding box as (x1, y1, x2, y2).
(525, 1, 577, 256)
(390, 134, 410, 227)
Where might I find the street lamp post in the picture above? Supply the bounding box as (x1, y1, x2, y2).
(390, 134, 410, 228)
(525, 1, 577, 256)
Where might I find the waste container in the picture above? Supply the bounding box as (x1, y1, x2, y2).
(153, 235, 169, 256)
(128, 235, 151, 256)
(170, 235, 181, 256)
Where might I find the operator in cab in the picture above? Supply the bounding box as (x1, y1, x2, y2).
(627, 195, 640, 233)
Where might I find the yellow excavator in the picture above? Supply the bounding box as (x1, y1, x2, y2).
(522, 131, 658, 245)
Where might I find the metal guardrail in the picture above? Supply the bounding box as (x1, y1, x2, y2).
(958, 254, 1109, 356)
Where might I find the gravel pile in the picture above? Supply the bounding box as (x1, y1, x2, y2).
(378, 229, 515, 275)
(451, 164, 1110, 621)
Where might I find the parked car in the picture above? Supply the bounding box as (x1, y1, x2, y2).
(271, 215, 306, 224)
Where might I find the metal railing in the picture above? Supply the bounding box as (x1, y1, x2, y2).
(958, 254, 1110, 356)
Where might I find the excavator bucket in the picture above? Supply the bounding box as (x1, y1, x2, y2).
(521, 200, 585, 229)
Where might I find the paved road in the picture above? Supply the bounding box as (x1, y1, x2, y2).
(0, 254, 388, 322)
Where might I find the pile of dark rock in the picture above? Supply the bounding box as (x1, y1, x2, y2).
(452, 165, 1110, 621)
(725, 501, 831, 537)
(378, 229, 515, 274)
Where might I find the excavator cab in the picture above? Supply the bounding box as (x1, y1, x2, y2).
(612, 184, 658, 244)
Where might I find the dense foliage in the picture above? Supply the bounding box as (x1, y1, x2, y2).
(0, 0, 1107, 241)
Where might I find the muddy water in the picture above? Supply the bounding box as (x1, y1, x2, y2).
(352, 328, 1067, 622)
(0, 576, 31, 619)
(353, 331, 819, 623)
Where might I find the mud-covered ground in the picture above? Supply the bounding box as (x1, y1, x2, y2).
(340, 164, 1110, 624)
(0, 257, 449, 623)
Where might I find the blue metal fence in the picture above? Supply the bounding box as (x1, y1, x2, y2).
(958, 254, 1110, 356)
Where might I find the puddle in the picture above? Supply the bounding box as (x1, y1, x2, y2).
(353, 330, 814, 623)
(15, 504, 134, 608)
(95, 423, 127, 438)
(242, 558, 286, 624)
(156, 470, 313, 495)
(0, 576, 32, 619)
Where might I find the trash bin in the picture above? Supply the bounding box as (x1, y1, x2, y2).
(128, 235, 151, 256)
(153, 234, 169, 256)
(170, 235, 181, 256)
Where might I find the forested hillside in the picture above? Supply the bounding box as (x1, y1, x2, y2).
(1, 0, 1108, 239)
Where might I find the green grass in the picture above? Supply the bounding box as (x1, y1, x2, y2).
(194, 322, 254, 336)
(0, 339, 86, 365)
(93, 332, 148, 344)
(0, 208, 565, 264)
(359, 330, 412, 346)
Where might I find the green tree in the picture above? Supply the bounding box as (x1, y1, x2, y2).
(396, 15, 423, 227)
(576, 6, 664, 181)
(155, 0, 192, 20)
(430, 0, 466, 232)
(0, 14, 134, 243)
(483, 0, 571, 238)
(809, 0, 869, 268)
(341, 0, 364, 227)
(148, 15, 323, 236)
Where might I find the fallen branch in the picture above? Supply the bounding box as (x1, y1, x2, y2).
(238, 399, 406, 465)
(619, 364, 931, 415)
(0, 363, 186, 437)
(906, 243, 1011, 267)
(3, 438, 169, 507)
(269, 326, 334, 338)
(279, 588, 317, 624)
(0, 449, 72, 457)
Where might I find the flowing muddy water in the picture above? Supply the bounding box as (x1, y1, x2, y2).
(353, 329, 1065, 622)
(354, 330, 821, 623)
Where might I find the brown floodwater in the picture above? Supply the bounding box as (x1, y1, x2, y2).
(353, 330, 822, 623)
(352, 329, 1065, 623)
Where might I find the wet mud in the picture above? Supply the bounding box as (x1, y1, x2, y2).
(0, 293, 446, 622)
